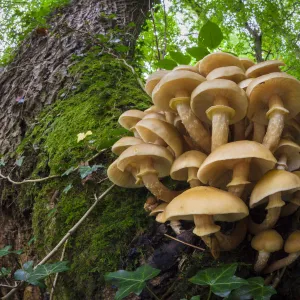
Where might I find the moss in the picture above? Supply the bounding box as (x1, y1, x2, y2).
(16, 51, 153, 298)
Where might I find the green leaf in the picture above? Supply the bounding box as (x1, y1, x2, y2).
(199, 20, 223, 49)
(105, 264, 160, 300)
(0, 158, 5, 167)
(227, 277, 276, 300)
(62, 166, 75, 176)
(63, 184, 73, 194)
(186, 46, 210, 61)
(0, 267, 11, 278)
(156, 58, 177, 70)
(181, 296, 200, 300)
(169, 51, 191, 65)
(15, 156, 25, 167)
(0, 246, 22, 257)
(78, 164, 104, 179)
(189, 264, 248, 298)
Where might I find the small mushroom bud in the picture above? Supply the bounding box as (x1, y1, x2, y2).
(144, 196, 158, 212)
(251, 230, 283, 273)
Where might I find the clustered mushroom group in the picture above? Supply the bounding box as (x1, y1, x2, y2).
(108, 52, 300, 276)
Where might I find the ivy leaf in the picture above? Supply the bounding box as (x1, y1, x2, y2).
(0, 246, 22, 257)
(62, 166, 75, 176)
(0, 158, 5, 167)
(105, 264, 160, 300)
(0, 267, 11, 278)
(186, 46, 210, 60)
(169, 51, 191, 65)
(199, 20, 223, 49)
(78, 164, 103, 179)
(227, 277, 276, 300)
(15, 156, 25, 167)
(156, 58, 177, 70)
(63, 184, 73, 194)
(189, 264, 248, 298)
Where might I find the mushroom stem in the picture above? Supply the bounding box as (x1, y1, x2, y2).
(169, 220, 182, 235)
(253, 122, 265, 143)
(173, 95, 211, 154)
(188, 168, 201, 188)
(165, 111, 176, 124)
(263, 95, 289, 152)
(266, 192, 285, 210)
(277, 154, 288, 170)
(280, 202, 299, 217)
(201, 235, 220, 259)
(254, 251, 271, 273)
(264, 252, 300, 274)
(132, 127, 141, 138)
(248, 207, 281, 235)
(234, 120, 245, 141)
(215, 218, 247, 251)
(193, 215, 220, 236)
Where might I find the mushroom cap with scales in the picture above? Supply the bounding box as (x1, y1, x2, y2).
(246, 72, 300, 125)
(206, 66, 246, 83)
(164, 186, 249, 223)
(118, 110, 145, 130)
(240, 58, 255, 70)
(152, 70, 206, 112)
(191, 79, 248, 125)
(112, 137, 143, 156)
(197, 141, 277, 187)
(199, 52, 245, 77)
(250, 169, 300, 209)
(145, 70, 170, 96)
(246, 60, 285, 78)
(117, 143, 174, 178)
(251, 230, 284, 252)
(285, 231, 300, 253)
(107, 159, 144, 188)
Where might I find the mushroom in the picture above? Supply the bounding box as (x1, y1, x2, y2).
(274, 139, 300, 171)
(145, 70, 170, 96)
(144, 105, 163, 114)
(206, 66, 246, 83)
(249, 170, 300, 234)
(152, 70, 211, 153)
(246, 72, 300, 152)
(144, 196, 159, 212)
(170, 150, 207, 187)
(174, 115, 188, 136)
(246, 60, 285, 78)
(118, 109, 145, 138)
(264, 231, 300, 274)
(251, 230, 284, 273)
(191, 79, 248, 151)
(135, 118, 183, 157)
(197, 141, 276, 198)
(174, 65, 199, 73)
(240, 58, 255, 71)
(112, 137, 143, 156)
(117, 143, 181, 202)
(163, 186, 249, 258)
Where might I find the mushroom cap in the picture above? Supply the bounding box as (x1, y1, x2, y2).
(149, 203, 167, 216)
(143, 112, 167, 122)
(246, 72, 300, 125)
(250, 170, 300, 208)
(112, 137, 143, 156)
(164, 186, 249, 222)
(199, 52, 244, 76)
(145, 70, 170, 95)
(206, 66, 246, 83)
(152, 70, 206, 112)
(238, 78, 253, 91)
(135, 118, 183, 157)
(118, 110, 145, 130)
(246, 60, 285, 78)
(197, 141, 277, 186)
(144, 105, 163, 114)
(251, 230, 284, 252)
(275, 139, 300, 171)
(107, 159, 144, 188)
(191, 79, 248, 124)
(284, 231, 300, 253)
(117, 143, 174, 178)
(174, 65, 199, 74)
(240, 58, 255, 70)
(170, 150, 207, 181)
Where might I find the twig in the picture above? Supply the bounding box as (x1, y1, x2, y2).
(162, 0, 167, 59)
(1, 184, 115, 300)
(272, 266, 287, 288)
(146, 284, 161, 300)
(164, 234, 205, 251)
(0, 283, 17, 289)
(149, 2, 161, 60)
(49, 239, 68, 300)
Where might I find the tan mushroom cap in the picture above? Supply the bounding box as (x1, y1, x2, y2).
(107, 159, 144, 188)
(152, 70, 206, 112)
(117, 143, 174, 178)
(135, 118, 183, 157)
(198, 141, 277, 187)
(238, 78, 253, 91)
(112, 137, 143, 156)
(144, 105, 163, 114)
(250, 170, 300, 208)
(118, 110, 145, 130)
(199, 52, 244, 77)
(174, 65, 199, 74)
(206, 66, 246, 83)
(170, 151, 207, 181)
(240, 58, 255, 70)
(284, 231, 300, 253)
(143, 112, 166, 122)
(191, 79, 248, 124)
(164, 186, 249, 222)
(246, 60, 285, 78)
(251, 230, 284, 252)
(246, 72, 300, 125)
(149, 203, 167, 216)
(275, 139, 300, 171)
(145, 70, 170, 96)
